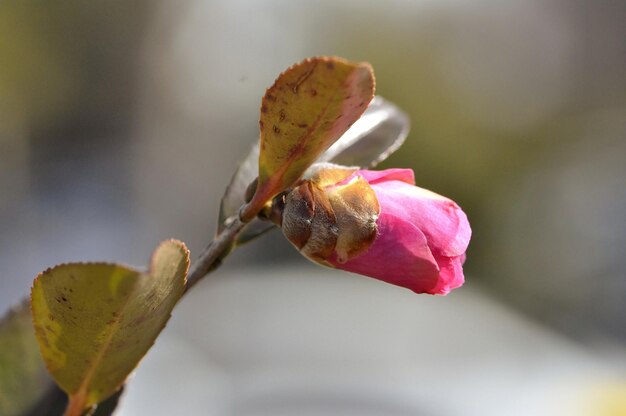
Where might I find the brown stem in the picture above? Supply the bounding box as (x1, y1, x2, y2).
(183, 214, 247, 293)
(64, 393, 87, 416)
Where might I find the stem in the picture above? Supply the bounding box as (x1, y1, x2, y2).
(64, 393, 87, 416)
(184, 214, 247, 293)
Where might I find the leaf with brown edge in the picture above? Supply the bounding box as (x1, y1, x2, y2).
(241, 56, 375, 222)
(219, 96, 408, 246)
(30, 239, 189, 415)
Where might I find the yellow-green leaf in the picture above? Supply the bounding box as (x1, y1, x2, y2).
(31, 239, 189, 414)
(241, 56, 375, 221)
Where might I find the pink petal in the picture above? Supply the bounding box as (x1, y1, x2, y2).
(429, 254, 465, 295)
(369, 180, 471, 257)
(329, 211, 441, 294)
(350, 168, 416, 186)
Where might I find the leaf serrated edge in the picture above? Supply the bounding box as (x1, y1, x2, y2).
(259, 56, 369, 102)
(148, 239, 190, 284)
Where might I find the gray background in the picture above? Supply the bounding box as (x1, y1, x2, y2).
(1, 1, 625, 414)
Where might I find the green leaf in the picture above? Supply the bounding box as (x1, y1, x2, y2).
(31, 239, 189, 414)
(0, 300, 53, 416)
(219, 97, 408, 245)
(241, 56, 375, 222)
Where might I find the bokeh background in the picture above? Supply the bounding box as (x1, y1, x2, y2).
(1, 1, 625, 415)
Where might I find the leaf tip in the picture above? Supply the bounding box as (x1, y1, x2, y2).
(149, 239, 190, 286)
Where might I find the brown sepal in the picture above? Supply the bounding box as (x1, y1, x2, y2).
(326, 176, 380, 263)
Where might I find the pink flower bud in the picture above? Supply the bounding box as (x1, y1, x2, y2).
(336, 169, 470, 295)
(277, 168, 471, 295)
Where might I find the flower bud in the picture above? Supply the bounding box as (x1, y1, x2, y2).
(273, 167, 471, 295)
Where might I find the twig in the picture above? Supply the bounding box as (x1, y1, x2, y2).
(183, 214, 247, 293)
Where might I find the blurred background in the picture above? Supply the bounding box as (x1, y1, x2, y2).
(1, 0, 625, 415)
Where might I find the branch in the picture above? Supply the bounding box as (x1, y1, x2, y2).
(184, 214, 247, 293)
